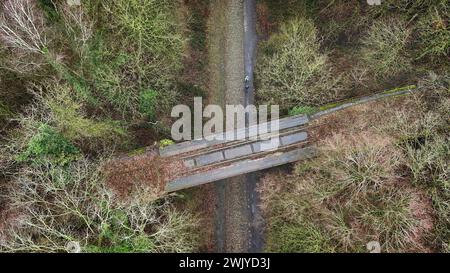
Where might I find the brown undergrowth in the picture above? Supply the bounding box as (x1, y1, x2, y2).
(103, 147, 187, 199)
(259, 88, 446, 252)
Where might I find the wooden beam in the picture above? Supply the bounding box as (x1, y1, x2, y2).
(159, 114, 308, 157)
(310, 87, 418, 120)
(165, 146, 317, 192)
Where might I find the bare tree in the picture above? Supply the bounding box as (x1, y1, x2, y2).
(0, 0, 48, 54)
(57, 2, 94, 59)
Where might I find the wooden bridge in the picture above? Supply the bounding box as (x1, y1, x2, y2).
(103, 86, 419, 194)
(161, 114, 315, 192)
(159, 85, 419, 192)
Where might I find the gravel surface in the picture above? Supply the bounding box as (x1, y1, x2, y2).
(208, 0, 262, 253)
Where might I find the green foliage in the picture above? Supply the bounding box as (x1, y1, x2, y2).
(256, 17, 341, 110)
(105, 0, 184, 60)
(360, 18, 411, 80)
(102, 0, 184, 90)
(18, 124, 80, 165)
(0, 0, 196, 254)
(71, 0, 186, 120)
(86, 42, 138, 115)
(288, 105, 318, 116)
(159, 139, 174, 148)
(1, 0, 186, 125)
(87, 234, 155, 253)
(44, 84, 127, 146)
(86, 209, 156, 253)
(139, 89, 158, 120)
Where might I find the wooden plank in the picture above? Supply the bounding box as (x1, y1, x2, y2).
(183, 132, 308, 169)
(159, 114, 308, 157)
(280, 132, 308, 146)
(165, 146, 317, 192)
(195, 151, 225, 166)
(310, 88, 417, 120)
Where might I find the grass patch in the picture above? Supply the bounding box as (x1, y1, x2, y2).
(416, 4, 450, 60)
(267, 220, 335, 253)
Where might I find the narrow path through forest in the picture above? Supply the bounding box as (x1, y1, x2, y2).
(208, 0, 262, 252)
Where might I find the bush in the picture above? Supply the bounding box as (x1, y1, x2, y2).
(405, 136, 449, 188)
(256, 17, 341, 111)
(360, 18, 411, 80)
(416, 5, 450, 60)
(367, 0, 446, 19)
(1, 0, 184, 122)
(139, 89, 158, 120)
(104, 0, 184, 64)
(263, 134, 420, 252)
(0, 0, 198, 254)
(17, 124, 80, 165)
(316, 0, 367, 45)
(1, 158, 199, 253)
(27, 83, 128, 150)
(98, 0, 185, 115)
(389, 121, 449, 251)
(266, 220, 335, 253)
(0, 100, 11, 121)
(86, 45, 139, 116)
(49, 57, 97, 105)
(57, 0, 186, 120)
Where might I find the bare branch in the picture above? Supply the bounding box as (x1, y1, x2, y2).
(0, 0, 48, 54)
